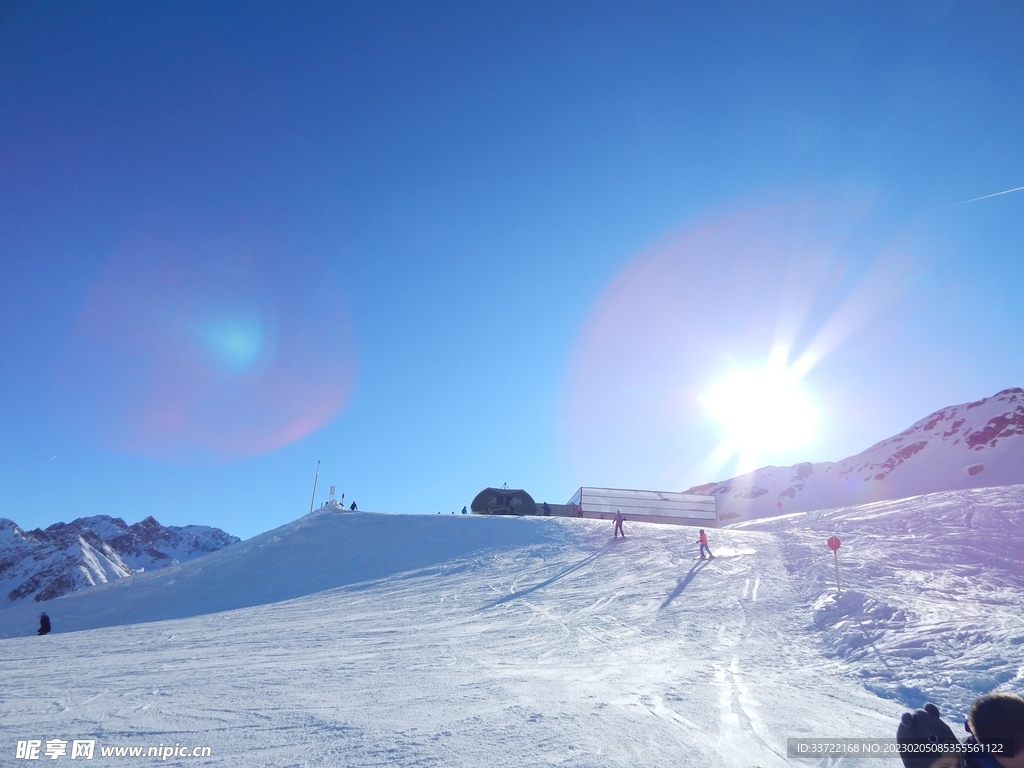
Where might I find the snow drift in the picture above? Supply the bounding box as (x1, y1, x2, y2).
(736, 484, 1024, 715)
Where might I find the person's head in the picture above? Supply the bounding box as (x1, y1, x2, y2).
(897, 703, 962, 768)
(967, 693, 1024, 768)
(699, 529, 704, 534)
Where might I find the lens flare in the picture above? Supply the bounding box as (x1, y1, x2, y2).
(194, 310, 269, 376)
(561, 200, 917, 490)
(56, 229, 354, 462)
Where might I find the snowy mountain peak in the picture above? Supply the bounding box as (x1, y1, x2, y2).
(686, 388, 1024, 520)
(864, 386, 1024, 459)
(0, 514, 239, 606)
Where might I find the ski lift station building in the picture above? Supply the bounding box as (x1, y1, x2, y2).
(472, 486, 717, 527)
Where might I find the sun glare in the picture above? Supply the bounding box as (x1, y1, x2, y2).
(702, 366, 818, 464)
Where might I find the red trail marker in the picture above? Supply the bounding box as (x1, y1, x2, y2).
(827, 536, 842, 593)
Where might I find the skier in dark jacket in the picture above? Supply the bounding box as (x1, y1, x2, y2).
(37, 613, 51, 635)
(350, 501, 358, 511)
(613, 510, 626, 538)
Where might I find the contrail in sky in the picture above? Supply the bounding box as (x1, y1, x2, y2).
(953, 185, 1024, 206)
(45, 455, 57, 463)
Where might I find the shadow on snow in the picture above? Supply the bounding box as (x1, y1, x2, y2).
(483, 542, 616, 608)
(659, 559, 710, 610)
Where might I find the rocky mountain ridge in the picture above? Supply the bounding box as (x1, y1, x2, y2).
(686, 387, 1024, 521)
(0, 514, 239, 606)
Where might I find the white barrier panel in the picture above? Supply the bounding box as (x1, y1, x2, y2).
(568, 487, 717, 523)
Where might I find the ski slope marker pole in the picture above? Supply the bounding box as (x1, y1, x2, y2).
(827, 535, 842, 595)
(309, 459, 321, 515)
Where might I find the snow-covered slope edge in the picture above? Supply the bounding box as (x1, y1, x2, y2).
(732, 484, 1024, 716)
(0, 515, 239, 607)
(688, 387, 1024, 521)
(0, 508, 560, 638)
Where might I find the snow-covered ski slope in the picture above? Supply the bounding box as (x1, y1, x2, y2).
(2, 489, 1022, 767)
(0, 509, 556, 637)
(735, 484, 1024, 717)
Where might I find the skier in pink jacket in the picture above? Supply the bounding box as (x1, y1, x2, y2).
(697, 529, 713, 560)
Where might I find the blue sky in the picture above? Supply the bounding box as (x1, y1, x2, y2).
(1, 1, 1022, 539)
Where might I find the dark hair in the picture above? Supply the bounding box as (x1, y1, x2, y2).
(968, 693, 1024, 756)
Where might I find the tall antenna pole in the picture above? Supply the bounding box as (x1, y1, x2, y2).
(308, 459, 321, 515)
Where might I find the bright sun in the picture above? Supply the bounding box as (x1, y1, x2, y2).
(701, 367, 818, 459)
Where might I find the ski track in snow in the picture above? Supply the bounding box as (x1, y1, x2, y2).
(3, 487, 1023, 767)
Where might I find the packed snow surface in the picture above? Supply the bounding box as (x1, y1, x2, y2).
(736, 485, 1024, 716)
(2, 488, 1022, 767)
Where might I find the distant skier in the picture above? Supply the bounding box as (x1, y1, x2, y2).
(613, 509, 626, 539)
(461, 506, 468, 515)
(697, 529, 713, 560)
(542, 502, 551, 516)
(509, 497, 517, 514)
(37, 612, 51, 635)
(350, 501, 358, 511)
